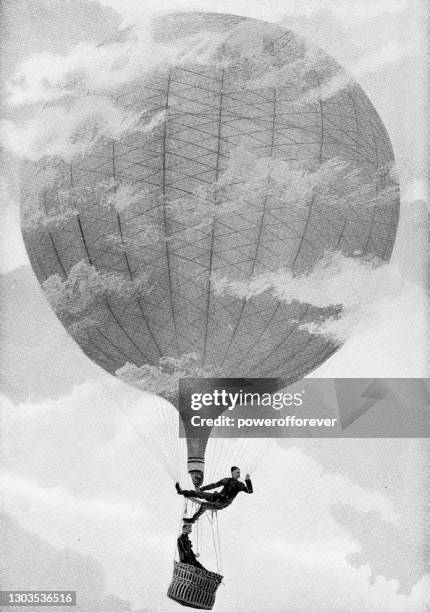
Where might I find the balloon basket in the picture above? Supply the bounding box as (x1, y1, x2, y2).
(167, 561, 223, 610)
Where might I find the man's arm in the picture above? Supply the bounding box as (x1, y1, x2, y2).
(199, 478, 226, 492)
(244, 473, 253, 494)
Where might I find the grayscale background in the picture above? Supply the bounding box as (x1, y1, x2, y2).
(0, 1, 429, 611)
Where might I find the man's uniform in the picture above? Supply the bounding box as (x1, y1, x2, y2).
(182, 476, 253, 522)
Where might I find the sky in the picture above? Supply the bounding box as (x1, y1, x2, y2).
(0, 1, 429, 611)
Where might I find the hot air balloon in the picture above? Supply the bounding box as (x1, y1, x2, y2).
(20, 12, 399, 608)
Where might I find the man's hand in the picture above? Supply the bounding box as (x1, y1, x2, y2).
(245, 473, 250, 479)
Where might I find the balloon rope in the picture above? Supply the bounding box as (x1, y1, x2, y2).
(173, 499, 187, 563)
(157, 397, 180, 480)
(236, 439, 250, 472)
(200, 512, 204, 560)
(215, 510, 222, 574)
(121, 405, 176, 481)
(209, 437, 228, 482)
(206, 438, 219, 482)
(246, 439, 273, 475)
(101, 374, 179, 482)
(209, 512, 221, 575)
(195, 513, 200, 556)
(108, 379, 176, 478)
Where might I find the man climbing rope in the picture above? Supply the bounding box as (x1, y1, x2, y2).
(177, 522, 207, 571)
(175, 466, 253, 523)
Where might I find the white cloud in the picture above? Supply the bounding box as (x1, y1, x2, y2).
(5, 29, 157, 106)
(1, 14, 232, 163)
(0, 471, 147, 523)
(0, 172, 30, 273)
(366, 574, 430, 612)
(297, 0, 409, 23)
(4, 18, 226, 109)
(1, 97, 165, 162)
(209, 443, 425, 612)
(1, 5, 428, 609)
(42, 260, 149, 326)
(299, 40, 417, 103)
(312, 278, 428, 377)
(1, 379, 107, 420)
(5, 4, 413, 114)
(2, 375, 428, 610)
(1, 373, 188, 490)
(213, 252, 409, 343)
(95, 0, 409, 27)
(350, 41, 418, 75)
(116, 353, 215, 402)
(402, 179, 429, 208)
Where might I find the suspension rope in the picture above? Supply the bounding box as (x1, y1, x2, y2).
(199, 512, 204, 560)
(172, 498, 188, 562)
(236, 438, 250, 472)
(115, 374, 189, 484)
(215, 510, 223, 574)
(195, 511, 200, 556)
(109, 381, 177, 480)
(246, 439, 274, 475)
(123, 410, 175, 481)
(156, 394, 181, 480)
(208, 511, 221, 575)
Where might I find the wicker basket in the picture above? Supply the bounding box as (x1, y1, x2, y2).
(167, 561, 223, 609)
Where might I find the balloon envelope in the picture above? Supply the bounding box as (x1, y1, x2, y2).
(20, 13, 400, 477)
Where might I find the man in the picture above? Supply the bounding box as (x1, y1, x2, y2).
(175, 466, 253, 523)
(177, 522, 207, 571)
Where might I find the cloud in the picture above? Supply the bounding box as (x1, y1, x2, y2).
(116, 353, 215, 401)
(1, 6, 428, 610)
(331, 503, 429, 595)
(298, 40, 418, 104)
(3, 8, 415, 165)
(0, 369, 187, 497)
(0, 267, 99, 405)
(403, 180, 429, 207)
(213, 251, 407, 343)
(1, 97, 166, 162)
(0, 471, 147, 523)
(2, 375, 428, 610)
(0, 172, 30, 273)
(0, 378, 187, 607)
(41, 260, 150, 339)
(5, 29, 156, 106)
(1, 13, 231, 163)
(349, 41, 418, 75)
(312, 0, 409, 23)
(207, 442, 428, 611)
(1, 511, 136, 612)
(95, 0, 409, 27)
(3, 16, 226, 109)
(394, 183, 429, 283)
